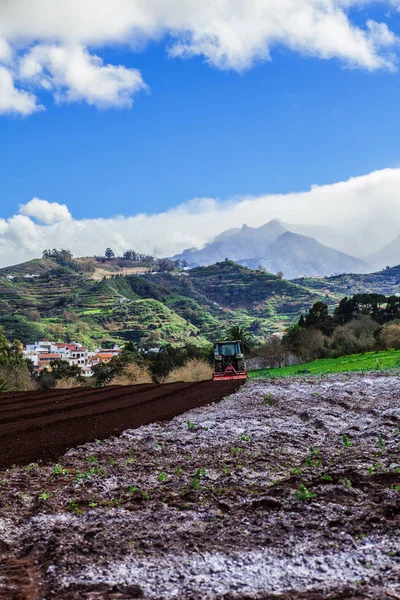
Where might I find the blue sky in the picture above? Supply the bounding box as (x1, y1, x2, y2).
(1, 1, 400, 265)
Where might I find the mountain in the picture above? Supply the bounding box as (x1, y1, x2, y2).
(369, 235, 400, 271)
(173, 221, 369, 278)
(239, 232, 369, 279)
(173, 220, 287, 266)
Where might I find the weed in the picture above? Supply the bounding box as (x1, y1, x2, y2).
(87, 456, 98, 464)
(88, 502, 98, 508)
(174, 466, 182, 475)
(309, 446, 320, 457)
(39, 491, 50, 501)
(264, 394, 275, 406)
(342, 434, 352, 448)
(157, 471, 169, 483)
(292, 468, 302, 476)
(321, 474, 333, 482)
(238, 434, 251, 442)
(294, 483, 316, 502)
(141, 491, 149, 500)
(109, 458, 116, 466)
(343, 477, 352, 488)
(186, 420, 196, 432)
(126, 458, 135, 465)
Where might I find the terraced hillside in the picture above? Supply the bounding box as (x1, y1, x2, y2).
(0, 258, 333, 346)
(294, 264, 400, 297)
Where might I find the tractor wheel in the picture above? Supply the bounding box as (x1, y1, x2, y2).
(237, 360, 246, 372)
(215, 362, 223, 372)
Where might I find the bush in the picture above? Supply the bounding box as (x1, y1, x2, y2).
(161, 359, 212, 383)
(112, 363, 153, 386)
(380, 323, 400, 350)
(331, 315, 379, 356)
(54, 378, 87, 390)
(0, 365, 37, 392)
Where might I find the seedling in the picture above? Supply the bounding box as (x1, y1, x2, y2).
(377, 434, 386, 450)
(174, 466, 182, 475)
(342, 434, 352, 448)
(187, 420, 196, 432)
(294, 483, 315, 502)
(87, 456, 98, 464)
(52, 464, 69, 476)
(309, 446, 320, 457)
(192, 467, 207, 489)
(157, 471, 168, 482)
(25, 463, 39, 472)
(321, 474, 333, 481)
(343, 477, 352, 488)
(238, 434, 251, 442)
(292, 468, 302, 476)
(231, 447, 243, 456)
(264, 394, 275, 406)
(39, 491, 50, 501)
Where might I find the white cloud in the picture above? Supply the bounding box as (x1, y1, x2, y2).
(19, 198, 72, 224)
(19, 45, 148, 108)
(0, 66, 42, 115)
(0, 1, 399, 114)
(1, 168, 400, 267)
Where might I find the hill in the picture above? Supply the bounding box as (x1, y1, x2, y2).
(0, 257, 329, 346)
(173, 221, 368, 278)
(370, 235, 400, 271)
(293, 264, 400, 297)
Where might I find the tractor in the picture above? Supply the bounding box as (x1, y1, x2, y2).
(213, 340, 247, 381)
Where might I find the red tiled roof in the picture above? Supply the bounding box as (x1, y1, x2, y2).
(38, 353, 61, 359)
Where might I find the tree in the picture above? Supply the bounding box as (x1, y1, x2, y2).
(105, 248, 115, 260)
(304, 302, 334, 336)
(259, 337, 287, 368)
(0, 327, 25, 366)
(380, 323, 400, 349)
(224, 325, 254, 354)
(49, 359, 84, 382)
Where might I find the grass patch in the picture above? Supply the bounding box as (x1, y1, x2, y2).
(249, 349, 400, 379)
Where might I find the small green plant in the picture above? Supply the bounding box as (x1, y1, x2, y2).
(86, 455, 98, 464)
(321, 474, 333, 482)
(264, 393, 275, 406)
(25, 463, 39, 472)
(68, 500, 83, 515)
(88, 502, 98, 508)
(377, 434, 386, 450)
(39, 491, 50, 501)
(52, 464, 69, 476)
(292, 467, 303, 476)
(309, 446, 320, 457)
(129, 485, 138, 493)
(342, 434, 352, 448)
(231, 447, 243, 456)
(294, 483, 315, 502)
(174, 466, 182, 475)
(141, 491, 149, 500)
(192, 467, 207, 489)
(157, 471, 169, 483)
(238, 434, 251, 442)
(186, 419, 196, 432)
(343, 477, 352, 488)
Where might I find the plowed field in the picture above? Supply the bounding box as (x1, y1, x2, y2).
(0, 380, 242, 469)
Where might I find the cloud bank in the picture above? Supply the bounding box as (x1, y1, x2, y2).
(1, 168, 399, 268)
(1, 0, 400, 115)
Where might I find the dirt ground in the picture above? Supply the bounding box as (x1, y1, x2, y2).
(0, 373, 399, 599)
(0, 380, 241, 469)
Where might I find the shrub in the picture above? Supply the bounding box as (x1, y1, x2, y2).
(112, 362, 152, 386)
(380, 323, 400, 350)
(54, 377, 86, 390)
(0, 365, 36, 392)
(161, 359, 212, 383)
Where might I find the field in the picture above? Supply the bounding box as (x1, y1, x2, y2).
(249, 348, 400, 379)
(0, 374, 399, 599)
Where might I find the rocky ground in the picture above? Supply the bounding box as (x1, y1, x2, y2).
(0, 373, 399, 599)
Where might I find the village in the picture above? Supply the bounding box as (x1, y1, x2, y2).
(22, 340, 122, 377)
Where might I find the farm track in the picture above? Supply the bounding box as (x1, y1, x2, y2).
(0, 380, 242, 469)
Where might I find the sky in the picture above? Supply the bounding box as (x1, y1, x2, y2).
(2, 0, 400, 266)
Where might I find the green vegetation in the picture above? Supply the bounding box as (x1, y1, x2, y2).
(249, 348, 400, 379)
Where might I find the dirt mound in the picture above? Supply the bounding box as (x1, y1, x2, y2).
(0, 380, 242, 469)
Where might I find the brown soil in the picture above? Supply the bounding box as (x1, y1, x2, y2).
(0, 380, 242, 469)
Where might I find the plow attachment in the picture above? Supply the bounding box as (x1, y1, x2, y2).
(213, 365, 248, 381)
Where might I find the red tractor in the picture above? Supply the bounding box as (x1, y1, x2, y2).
(213, 340, 248, 381)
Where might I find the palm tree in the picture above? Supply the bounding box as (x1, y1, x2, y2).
(224, 325, 254, 354)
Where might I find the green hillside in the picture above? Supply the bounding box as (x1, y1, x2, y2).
(0, 257, 337, 347)
(249, 348, 400, 379)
